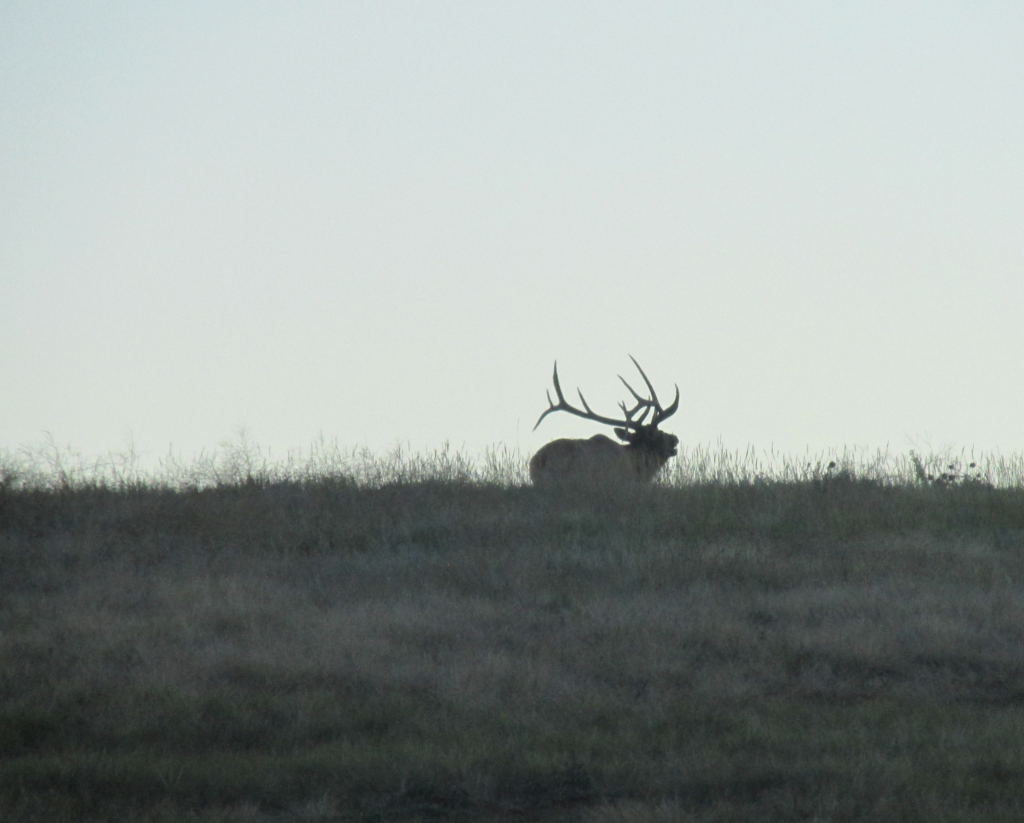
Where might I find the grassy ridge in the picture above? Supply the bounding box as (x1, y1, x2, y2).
(3, 445, 1024, 821)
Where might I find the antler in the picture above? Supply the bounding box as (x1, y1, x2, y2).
(533, 357, 679, 432)
(617, 355, 680, 427)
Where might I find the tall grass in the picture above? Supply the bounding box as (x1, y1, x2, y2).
(0, 433, 526, 490)
(3, 438, 1024, 822)
(5, 433, 1024, 491)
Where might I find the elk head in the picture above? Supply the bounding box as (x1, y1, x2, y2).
(529, 357, 680, 484)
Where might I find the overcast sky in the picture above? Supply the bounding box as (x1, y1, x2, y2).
(2, 2, 1022, 467)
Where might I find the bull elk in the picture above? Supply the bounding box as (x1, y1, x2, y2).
(529, 357, 680, 484)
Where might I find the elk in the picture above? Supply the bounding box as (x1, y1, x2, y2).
(529, 357, 680, 484)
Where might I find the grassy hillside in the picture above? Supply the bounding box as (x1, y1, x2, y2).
(3, 442, 1024, 822)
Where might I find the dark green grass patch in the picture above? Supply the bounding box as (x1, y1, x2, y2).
(4, 699, 1024, 821)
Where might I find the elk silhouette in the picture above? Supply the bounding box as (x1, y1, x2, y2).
(530, 357, 679, 484)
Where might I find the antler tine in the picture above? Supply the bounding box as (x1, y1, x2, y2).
(654, 385, 681, 425)
(532, 406, 555, 431)
(627, 355, 661, 411)
(577, 389, 595, 415)
(618, 374, 651, 407)
(551, 363, 566, 402)
(619, 399, 651, 425)
(532, 364, 561, 430)
(533, 365, 561, 430)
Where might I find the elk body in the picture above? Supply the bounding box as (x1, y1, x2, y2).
(529, 357, 679, 485)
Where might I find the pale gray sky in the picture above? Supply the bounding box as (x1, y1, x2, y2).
(2, 2, 1022, 466)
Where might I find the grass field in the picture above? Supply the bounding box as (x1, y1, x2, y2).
(2, 439, 1024, 822)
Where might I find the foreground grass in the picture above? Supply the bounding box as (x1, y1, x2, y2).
(3, 445, 1024, 821)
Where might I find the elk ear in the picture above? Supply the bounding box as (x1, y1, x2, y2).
(614, 427, 631, 442)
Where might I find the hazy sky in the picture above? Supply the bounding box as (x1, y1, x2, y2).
(2, 2, 1022, 466)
